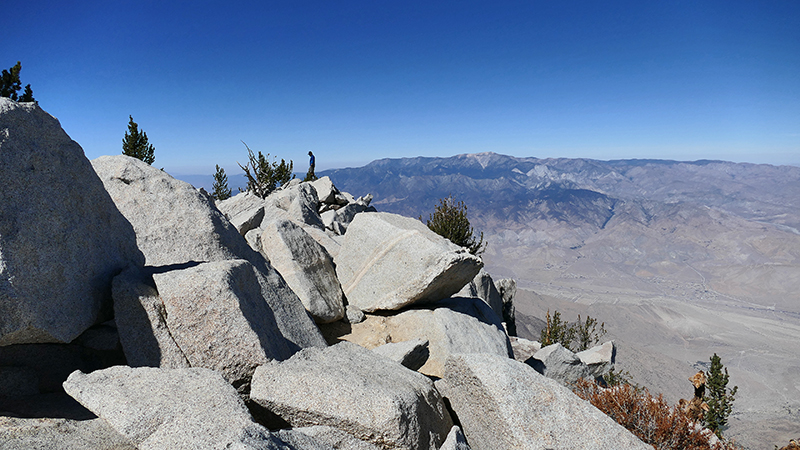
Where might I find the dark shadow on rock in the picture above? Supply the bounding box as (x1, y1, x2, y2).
(316, 320, 352, 346)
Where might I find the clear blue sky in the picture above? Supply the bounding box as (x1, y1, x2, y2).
(4, 1, 799, 174)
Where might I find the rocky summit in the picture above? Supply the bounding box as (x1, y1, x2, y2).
(2, 99, 677, 449)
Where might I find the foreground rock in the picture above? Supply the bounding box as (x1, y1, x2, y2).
(0, 416, 136, 450)
(63, 366, 300, 450)
(335, 212, 483, 312)
(529, 343, 591, 385)
(250, 342, 453, 450)
(439, 353, 651, 450)
(259, 219, 345, 323)
(323, 297, 512, 378)
(372, 339, 430, 371)
(0, 99, 143, 345)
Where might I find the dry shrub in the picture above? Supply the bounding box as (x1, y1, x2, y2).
(572, 379, 740, 450)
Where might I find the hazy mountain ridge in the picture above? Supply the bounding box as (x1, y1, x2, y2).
(321, 152, 800, 449)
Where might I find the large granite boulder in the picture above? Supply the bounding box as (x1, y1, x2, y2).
(438, 353, 651, 450)
(259, 219, 345, 323)
(0, 99, 143, 345)
(62, 366, 296, 450)
(529, 343, 592, 385)
(91, 155, 254, 267)
(495, 278, 517, 336)
(508, 336, 541, 364)
(457, 269, 503, 320)
(372, 338, 430, 371)
(150, 259, 299, 388)
(335, 212, 483, 312)
(250, 342, 453, 450)
(290, 426, 382, 450)
(0, 417, 136, 450)
(328, 297, 512, 378)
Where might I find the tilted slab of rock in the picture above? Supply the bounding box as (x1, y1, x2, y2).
(457, 269, 504, 320)
(250, 342, 453, 450)
(62, 366, 293, 450)
(575, 340, 616, 379)
(309, 176, 339, 205)
(259, 219, 345, 323)
(0, 99, 143, 345)
(326, 297, 512, 378)
(439, 353, 652, 450)
(289, 426, 381, 450)
(440, 426, 472, 450)
(151, 259, 298, 388)
(269, 183, 325, 229)
(508, 336, 542, 364)
(530, 343, 591, 385)
(112, 265, 190, 369)
(335, 212, 483, 312)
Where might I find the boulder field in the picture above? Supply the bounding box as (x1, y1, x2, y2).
(1, 98, 633, 449)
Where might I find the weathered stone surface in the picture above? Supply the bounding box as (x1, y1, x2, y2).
(495, 278, 517, 336)
(576, 341, 616, 379)
(440, 426, 471, 450)
(0, 416, 136, 450)
(63, 366, 285, 450)
(309, 176, 339, 204)
(231, 205, 265, 236)
(269, 183, 324, 229)
(329, 297, 512, 378)
(151, 260, 297, 387)
(292, 426, 382, 450)
(112, 266, 190, 369)
(457, 269, 503, 320)
(91, 154, 254, 268)
(1, 99, 143, 345)
(345, 304, 366, 324)
(439, 353, 651, 450)
(218, 191, 267, 223)
(372, 339, 430, 371)
(335, 212, 483, 312)
(260, 220, 345, 323)
(508, 336, 542, 364)
(250, 342, 453, 450)
(530, 343, 591, 385)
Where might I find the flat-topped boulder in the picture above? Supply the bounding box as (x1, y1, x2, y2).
(335, 212, 483, 312)
(250, 342, 453, 450)
(62, 366, 292, 450)
(0, 99, 143, 345)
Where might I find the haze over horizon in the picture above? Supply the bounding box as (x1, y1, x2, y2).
(5, 1, 799, 174)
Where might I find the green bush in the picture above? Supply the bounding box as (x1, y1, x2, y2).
(122, 116, 155, 165)
(211, 165, 231, 201)
(540, 310, 607, 352)
(421, 194, 486, 255)
(237, 142, 294, 199)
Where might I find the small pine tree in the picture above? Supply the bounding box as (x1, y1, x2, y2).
(704, 353, 738, 437)
(1, 62, 23, 100)
(212, 165, 231, 201)
(540, 310, 607, 352)
(237, 142, 295, 199)
(19, 84, 34, 102)
(421, 194, 486, 255)
(122, 116, 155, 165)
(540, 310, 575, 348)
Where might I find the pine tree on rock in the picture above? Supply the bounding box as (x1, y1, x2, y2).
(122, 116, 155, 165)
(1, 61, 34, 102)
(212, 165, 231, 201)
(703, 353, 738, 437)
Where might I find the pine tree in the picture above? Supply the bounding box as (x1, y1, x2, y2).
(122, 116, 155, 165)
(421, 194, 486, 255)
(19, 84, 34, 102)
(237, 142, 294, 199)
(1, 62, 23, 100)
(704, 353, 738, 437)
(212, 165, 231, 201)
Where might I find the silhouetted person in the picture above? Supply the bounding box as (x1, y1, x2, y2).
(308, 151, 316, 180)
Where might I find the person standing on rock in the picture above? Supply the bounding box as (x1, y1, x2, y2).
(308, 151, 316, 180)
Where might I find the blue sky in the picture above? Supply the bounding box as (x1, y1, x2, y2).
(4, 1, 799, 174)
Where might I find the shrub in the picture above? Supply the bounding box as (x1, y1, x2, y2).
(421, 194, 486, 255)
(211, 164, 231, 201)
(572, 379, 740, 450)
(540, 310, 606, 352)
(1, 61, 34, 102)
(704, 353, 738, 437)
(237, 142, 294, 199)
(122, 116, 155, 165)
